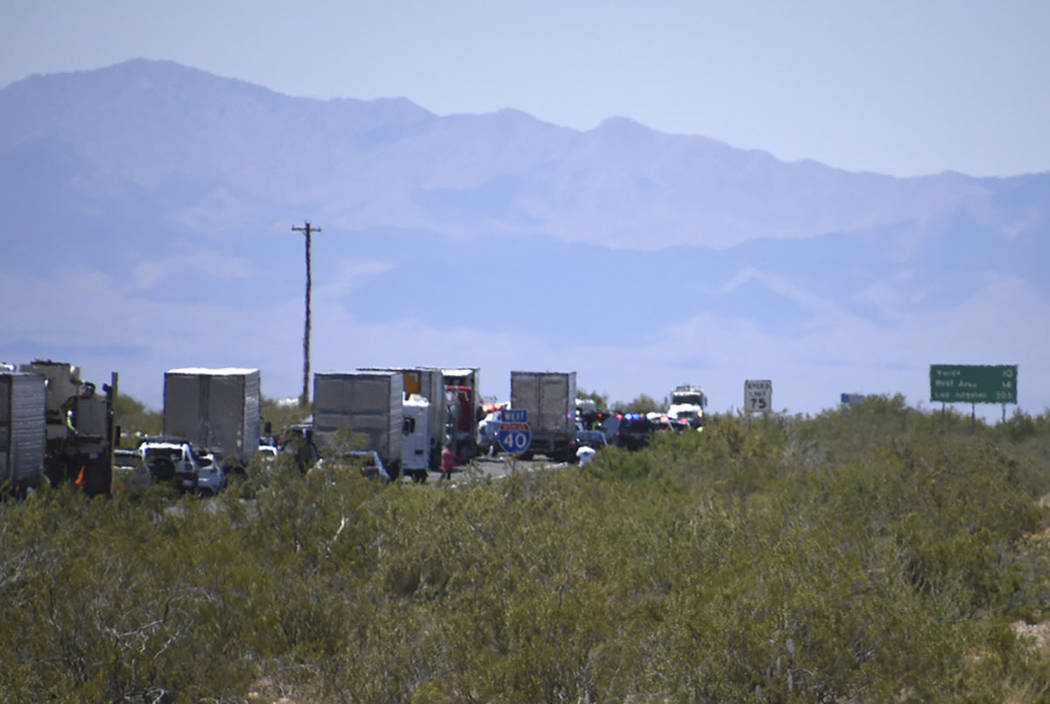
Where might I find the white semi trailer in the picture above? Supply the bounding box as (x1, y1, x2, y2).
(313, 371, 404, 479)
(510, 371, 577, 462)
(0, 371, 46, 494)
(163, 368, 261, 469)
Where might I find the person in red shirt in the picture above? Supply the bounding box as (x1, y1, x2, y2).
(440, 445, 454, 482)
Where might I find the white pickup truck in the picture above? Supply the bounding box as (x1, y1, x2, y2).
(137, 438, 201, 491)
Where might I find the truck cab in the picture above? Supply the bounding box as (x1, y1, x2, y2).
(443, 368, 482, 464)
(667, 385, 707, 429)
(401, 394, 431, 481)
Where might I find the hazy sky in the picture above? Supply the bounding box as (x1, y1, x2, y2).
(3, 0, 1049, 178)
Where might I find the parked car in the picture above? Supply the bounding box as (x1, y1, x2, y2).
(318, 450, 391, 482)
(569, 429, 608, 463)
(196, 452, 227, 495)
(602, 413, 655, 451)
(570, 429, 608, 464)
(257, 444, 279, 462)
(113, 448, 152, 494)
(646, 412, 688, 433)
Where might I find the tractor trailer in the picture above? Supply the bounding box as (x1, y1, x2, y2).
(163, 368, 261, 470)
(313, 371, 404, 479)
(509, 371, 577, 462)
(0, 371, 46, 494)
(361, 366, 447, 470)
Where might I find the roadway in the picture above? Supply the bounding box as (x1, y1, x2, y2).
(406, 453, 572, 485)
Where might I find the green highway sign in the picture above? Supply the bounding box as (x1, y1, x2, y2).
(929, 364, 1017, 404)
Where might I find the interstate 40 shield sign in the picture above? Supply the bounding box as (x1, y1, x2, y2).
(496, 409, 531, 453)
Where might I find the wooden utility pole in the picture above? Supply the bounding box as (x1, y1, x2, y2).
(292, 221, 321, 409)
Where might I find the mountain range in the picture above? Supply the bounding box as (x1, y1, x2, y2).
(1, 59, 1047, 416)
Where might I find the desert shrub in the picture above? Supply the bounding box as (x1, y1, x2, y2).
(2, 403, 1050, 701)
(612, 393, 664, 413)
(260, 395, 310, 437)
(113, 393, 162, 444)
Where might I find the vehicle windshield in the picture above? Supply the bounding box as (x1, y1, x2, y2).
(671, 393, 704, 406)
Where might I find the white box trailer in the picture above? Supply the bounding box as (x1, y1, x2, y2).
(163, 368, 261, 467)
(361, 366, 446, 470)
(0, 372, 46, 492)
(314, 371, 403, 478)
(510, 371, 577, 461)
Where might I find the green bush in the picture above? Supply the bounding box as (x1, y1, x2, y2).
(113, 393, 162, 444)
(2, 403, 1050, 702)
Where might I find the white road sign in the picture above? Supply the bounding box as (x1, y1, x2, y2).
(744, 379, 773, 413)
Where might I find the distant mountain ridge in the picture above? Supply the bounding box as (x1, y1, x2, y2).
(1, 59, 1047, 416)
(4, 59, 1044, 251)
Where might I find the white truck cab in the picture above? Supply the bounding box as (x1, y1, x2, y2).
(401, 394, 431, 480)
(667, 385, 707, 429)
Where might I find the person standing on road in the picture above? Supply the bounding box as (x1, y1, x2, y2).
(440, 445, 454, 482)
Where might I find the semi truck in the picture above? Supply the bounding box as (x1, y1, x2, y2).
(510, 371, 577, 462)
(361, 366, 447, 470)
(313, 371, 404, 479)
(442, 367, 482, 463)
(667, 384, 707, 429)
(401, 394, 432, 480)
(0, 371, 46, 494)
(163, 368, 261, 470)
(20, 360, 117, 497)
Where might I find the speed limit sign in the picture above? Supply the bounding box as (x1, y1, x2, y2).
(745, 380, 772, 413)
